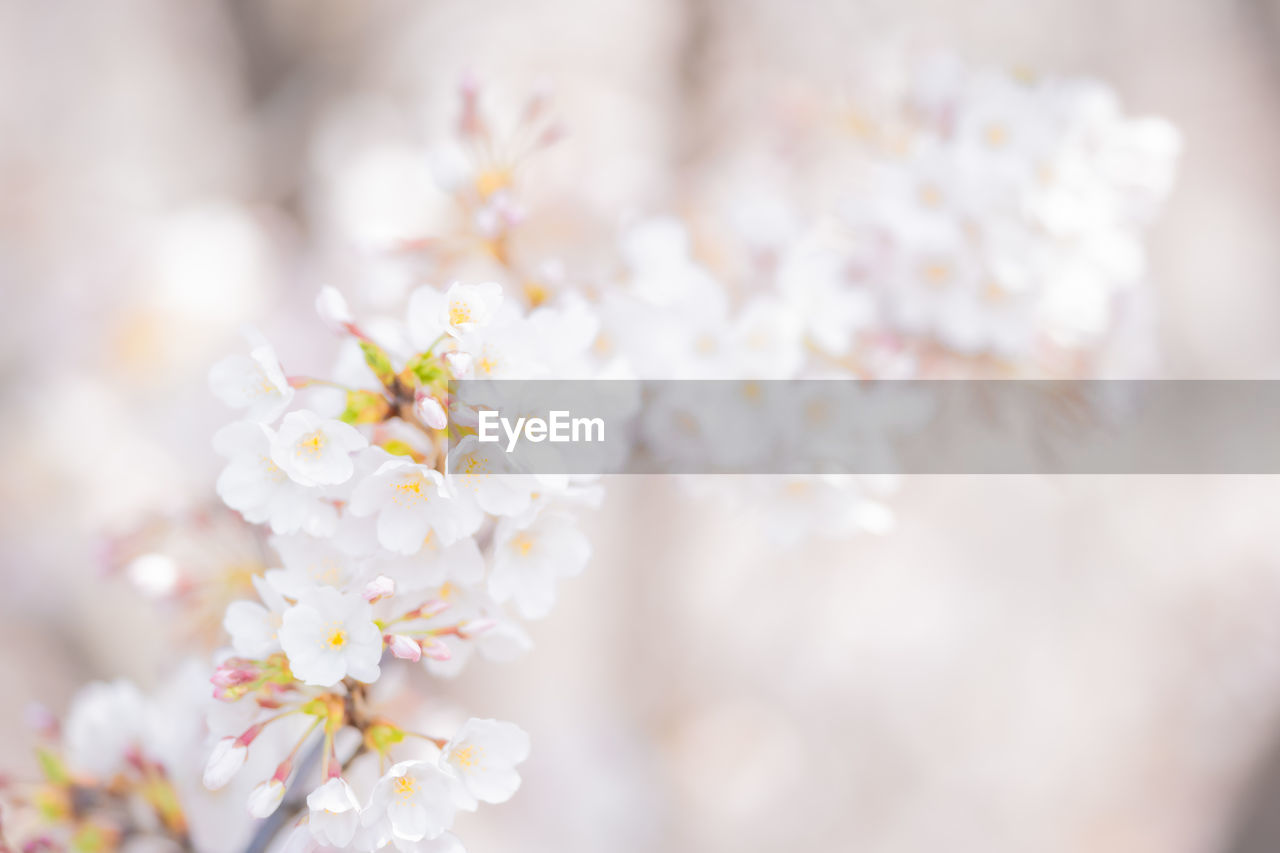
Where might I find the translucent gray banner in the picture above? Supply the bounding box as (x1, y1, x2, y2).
(444, 380, 1280, 475)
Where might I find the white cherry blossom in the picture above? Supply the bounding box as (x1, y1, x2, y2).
(223, 574, 289, 658)
(306, 777, 363, 848)
(63, 680, 146, 780)
(348, 458, 483, 554)
(268, 532, 360, 598)
(278, 587, 383, 686)
(409, 281, 504, 344)
(361, 761, 458, 848)
(440, 719, 531, 809)
(214, 421, 340, 536)
(209, 344, 294, 423)
(270, 410, 369, 487)
(488, 511, 590, 619)
(364, 534, 484, 594)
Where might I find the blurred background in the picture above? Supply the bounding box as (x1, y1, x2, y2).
(4, 1, 1280, 852)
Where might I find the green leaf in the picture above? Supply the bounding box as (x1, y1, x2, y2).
(404, 352, 445, 387)
(36, 747, 69, 785)
(340, 389, 391, 425)
(365, 721, 407, 754)
(359, 340, 397, 388)
(380, 439, 419, 459)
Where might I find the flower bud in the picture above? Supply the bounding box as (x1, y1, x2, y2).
(211, 662, 257, 688)
(386, 634, 422, 662)
(203, 737, 248, 790)
(362, 575, 395, 603)
(458, 619, 497, 639)
(414, 392, 449, 430)
(420, 637, 453, 661)
(24, 703, 58, 739)
(247, 779, 286, 818)
(443, 351, 474, 380)
(316, 287, 354, 335)
(417, 598, 451, 619)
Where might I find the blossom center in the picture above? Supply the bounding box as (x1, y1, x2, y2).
(918, 183, 943, 208)
(921, 261, 952, 288)
(393, 476, 428, 504)
(451, 745, 484, 770)
(298, 430, 327, 457)
(327, 628, 348, 649)
(984, 122, 1009, 148)
(510, 534, 535, 557)
(449, 302, 474, 326)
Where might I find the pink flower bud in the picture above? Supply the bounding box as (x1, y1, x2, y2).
(362, 575, 395, 603)
(247, 778, 286, 818)
(444, 351, 474, 380)
(417, 598, 451, 619)
(24, 703, 58, 739)
(203, 737, 248, 790)
(458, 619, 497, 639)
(386, 634, 422, 662)
(420, 637, 453, 661)
(211, 662, 257, 688)
(414, 392, 448, 430)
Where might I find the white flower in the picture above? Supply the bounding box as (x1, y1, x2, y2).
(362, 761, 458, 847)
(248, 779, 286, 817)
(214, 421, 339, 536)
(446, 435, 541, 517)
(209, 344, 294, 423)
(451, 326, 536, 379)
(774, 233, 875, 358)
(268, 533, 359, 598)
(270, 411, 369, 487)
(405, 583, 533, 678)
(488, 511, 590, 619)
(348, 458, 483, 555)
(421, 834, 466, 853)
(365, 534, 484, 594)
(440, 719, 531, 808)
(203, 736, 249, 790)
(223, 575, 289, 659)
(63, 680, 145, 780)
(363, 574, 396, 602)
(279, 587, 382, 687)
(409, 282, 503, 344)
(306, 777, 362, 847)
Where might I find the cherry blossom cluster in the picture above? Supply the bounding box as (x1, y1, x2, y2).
(848, 57, 1180, 357)
(197, 278, 604, 851)
(585, 61, 1178, 542)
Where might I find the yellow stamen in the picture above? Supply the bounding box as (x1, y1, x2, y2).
(510, 534, 535, 557)
(475, 168, 511, 199)
(449, 302, 473, 326)
(451, 745, 484, 770)
(918, 183, 943, 209)
(524, 281, 549, 307)
(297, 430, 327, 458)
(922, 261, 953, 288)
